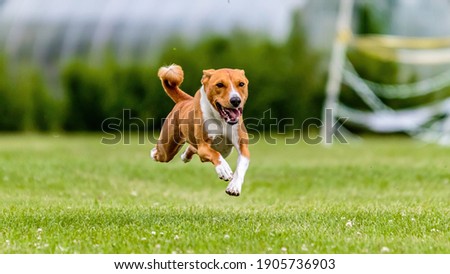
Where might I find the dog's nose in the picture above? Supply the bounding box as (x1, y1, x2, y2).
(230, 97, 241, 107)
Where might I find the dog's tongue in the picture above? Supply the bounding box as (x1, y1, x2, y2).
(226, 108, 241, 120)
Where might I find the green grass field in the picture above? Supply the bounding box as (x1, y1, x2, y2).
(0, 134, 448, 253)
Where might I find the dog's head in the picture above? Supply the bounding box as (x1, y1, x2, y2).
(201, 68, 249, 125)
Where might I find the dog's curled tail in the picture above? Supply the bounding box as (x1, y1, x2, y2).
(158, 64, 192, 103)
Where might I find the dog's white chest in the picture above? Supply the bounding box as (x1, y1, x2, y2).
(207, 123, 234, 158)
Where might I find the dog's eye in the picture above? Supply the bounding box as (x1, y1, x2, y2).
(238, 82, 245, 87)
(216, 83, 224, 88)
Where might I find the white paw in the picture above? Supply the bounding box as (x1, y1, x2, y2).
(150, 148, 157, 161)
(215, 160, 233, 181)
(225, 178, 242, 196)
(180, 150, 191, 163)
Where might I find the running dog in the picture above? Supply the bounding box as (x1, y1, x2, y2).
(151, 64, 250, 196)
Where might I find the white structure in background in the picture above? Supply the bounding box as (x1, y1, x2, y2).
(322, 0, 450, 146)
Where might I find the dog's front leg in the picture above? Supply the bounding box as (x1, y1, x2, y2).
(197, 144, 233, 181)
(226, 133, 250, 196)
(225, 152, 249, 196)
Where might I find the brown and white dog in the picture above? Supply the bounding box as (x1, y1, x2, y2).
(150, 64, 250, 196)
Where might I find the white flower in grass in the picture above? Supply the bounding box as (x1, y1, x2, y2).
(155, 244, 161, 249)
(37, 228, 43, 233)
(281, 247, 288, 253)
(141, 237, 147, 241)
(345, 220, 353, 227)
(301, 244, 308, 252)
(224, 234, 230, 240)
(380, 246, 390, 253)
(151, 231, 156, 236)
(174, 235, 180, 240)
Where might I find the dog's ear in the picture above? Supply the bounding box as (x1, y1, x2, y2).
(235, 69, 248, 85)
(201, 69, 215, 85)
(236, 69, 245, 76)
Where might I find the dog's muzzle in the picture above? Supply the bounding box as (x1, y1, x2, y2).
(216, 102, 243, 125)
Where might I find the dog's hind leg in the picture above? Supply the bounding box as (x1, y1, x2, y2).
(180, 145, 197, 163)
(151, 141, 184, 163)
(151, 111, 185, 163)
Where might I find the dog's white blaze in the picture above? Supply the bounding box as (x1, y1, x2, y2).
(229, 81, 241, 101)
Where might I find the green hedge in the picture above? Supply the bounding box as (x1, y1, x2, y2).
(0, 58, 61, 131)
(61, 59, 174, 131)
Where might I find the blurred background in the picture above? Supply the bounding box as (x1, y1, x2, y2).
(0, 0, 449, 142)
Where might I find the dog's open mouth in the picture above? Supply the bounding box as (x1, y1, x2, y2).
(216, 102, 243, 125)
